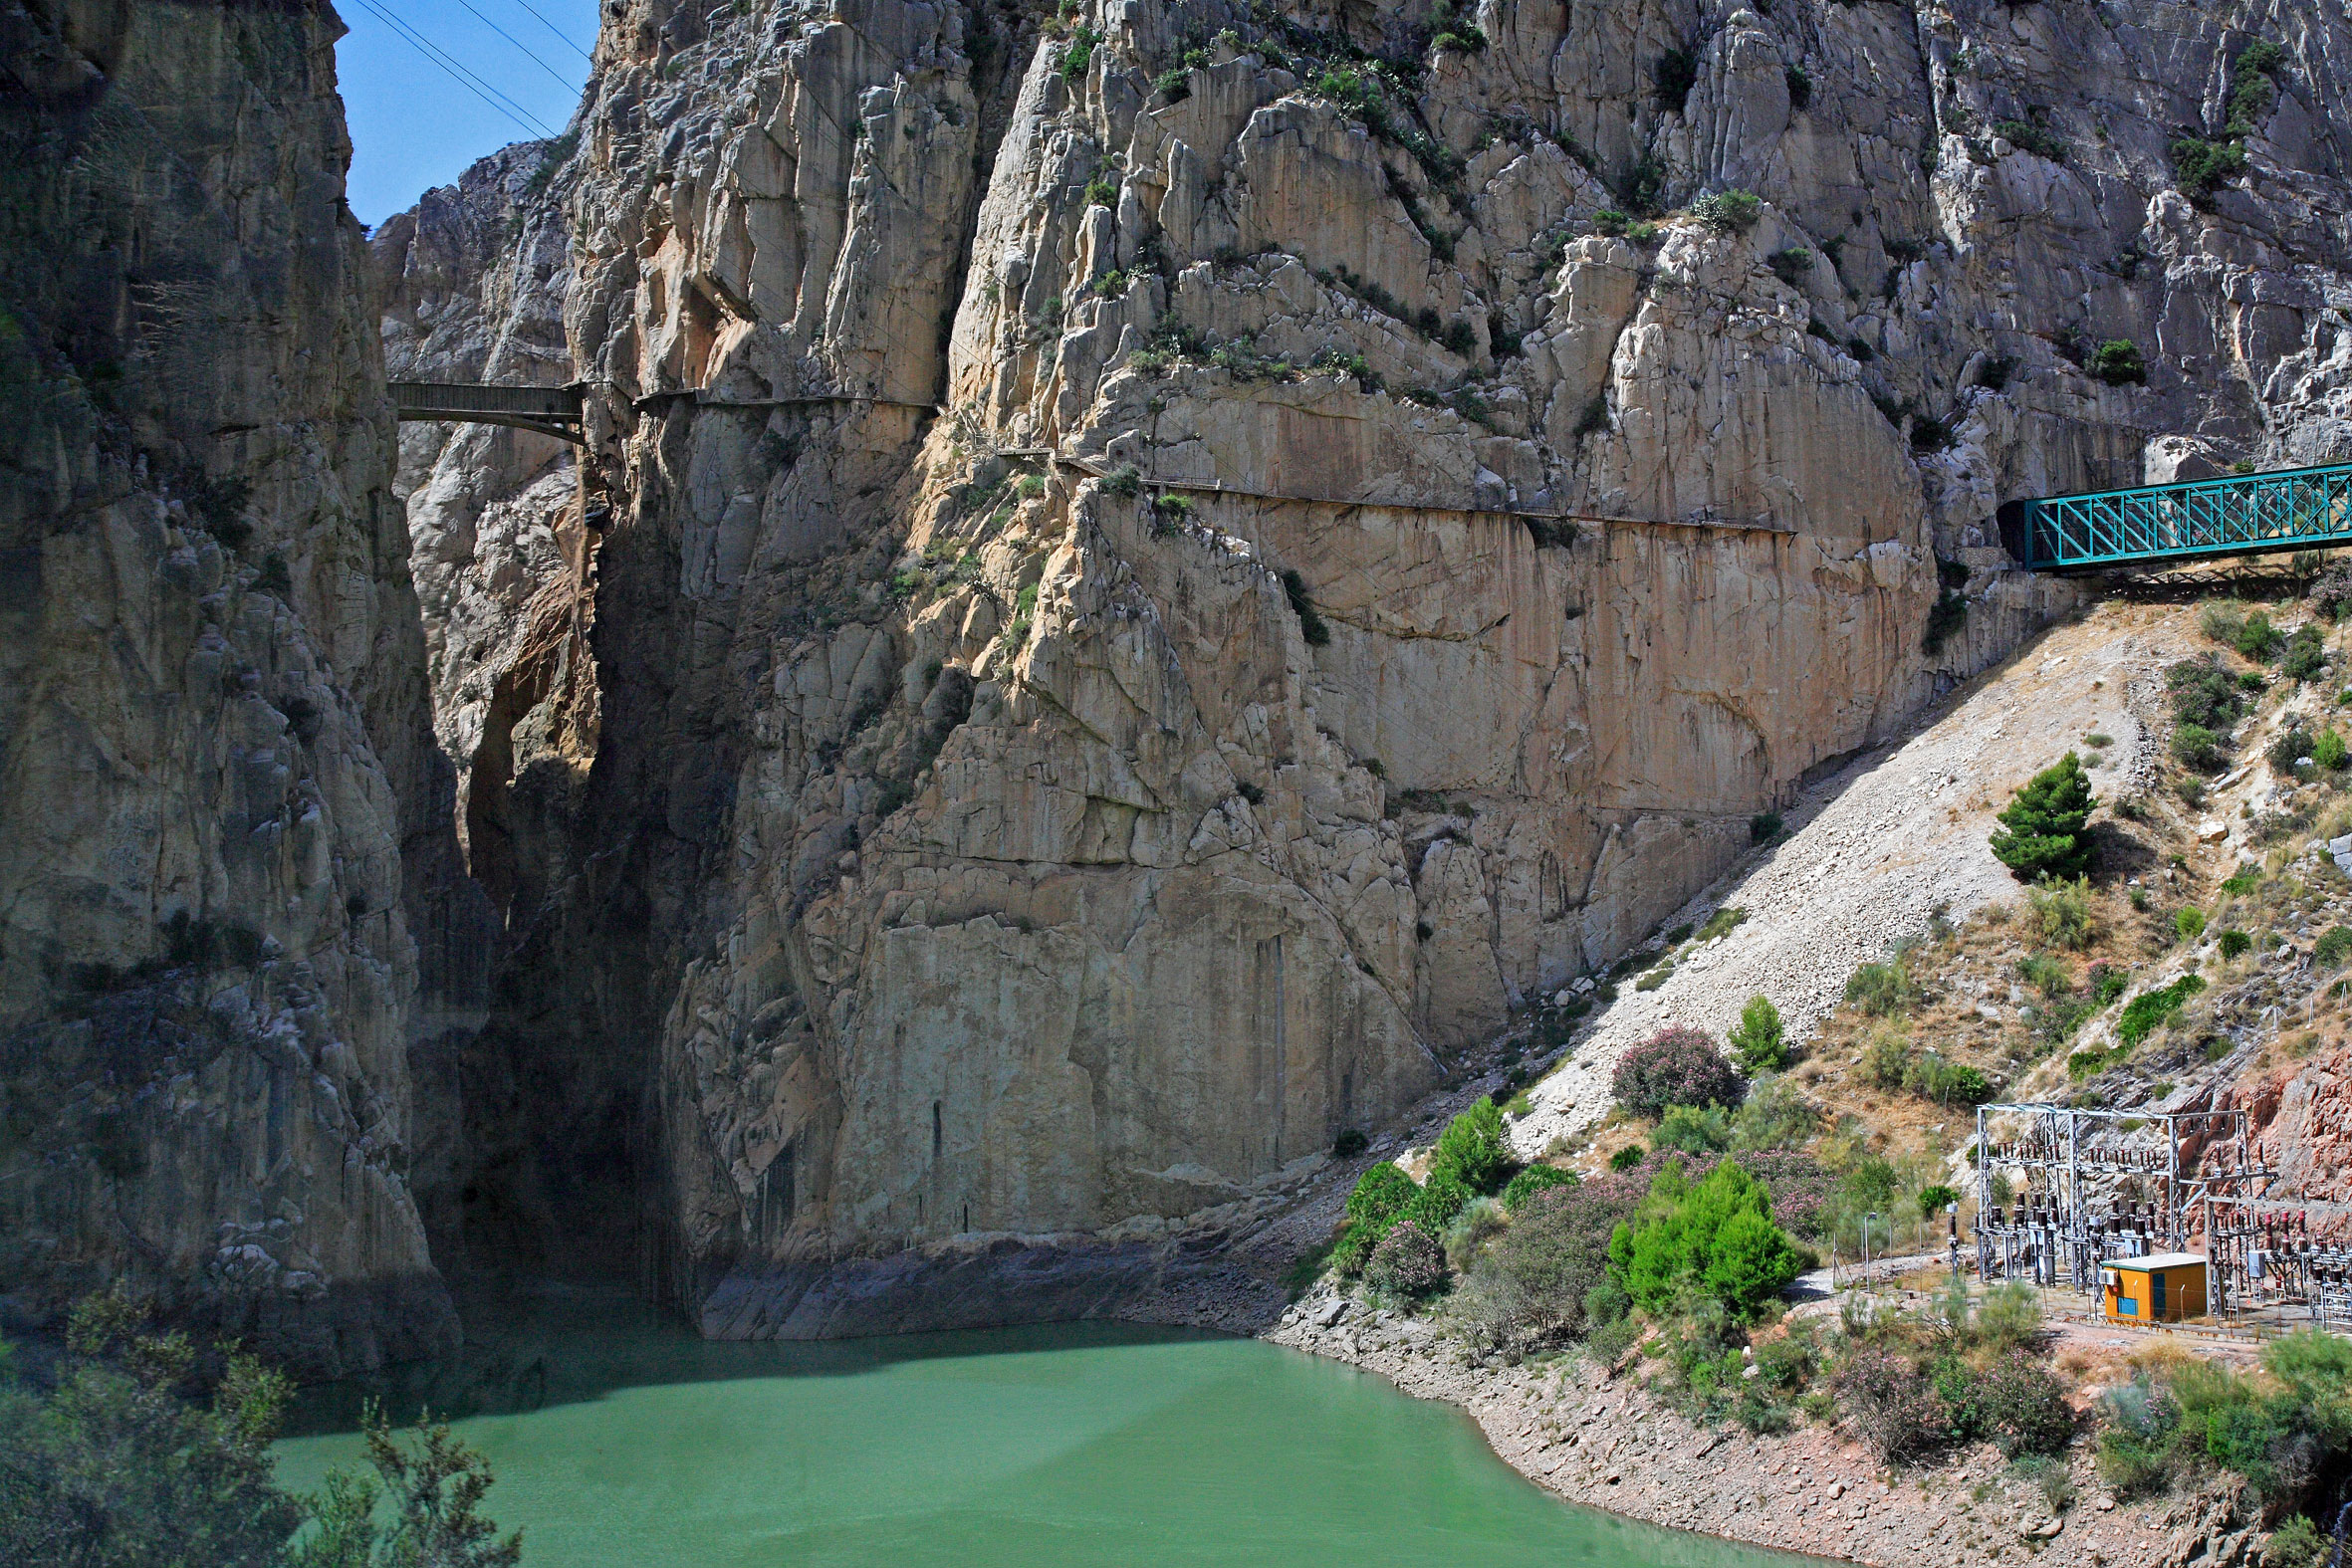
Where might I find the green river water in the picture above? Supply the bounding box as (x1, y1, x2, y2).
(273, 1288, 1809, 1568)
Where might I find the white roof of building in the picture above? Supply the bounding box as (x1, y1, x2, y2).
(2104, 1253, 2207, 1271)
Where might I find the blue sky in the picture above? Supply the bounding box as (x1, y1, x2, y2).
(337, 0, 599, 227)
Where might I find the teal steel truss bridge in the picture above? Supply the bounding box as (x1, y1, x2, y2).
(2005, 461, 2352, 573)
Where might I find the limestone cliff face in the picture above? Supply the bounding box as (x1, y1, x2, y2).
(389, 0, 2352, 1331)
(0, 0, 476, 1371)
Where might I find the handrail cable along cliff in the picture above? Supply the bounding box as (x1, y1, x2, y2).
(390, 380, 586, 443)
(2008, 461, 2352, 573)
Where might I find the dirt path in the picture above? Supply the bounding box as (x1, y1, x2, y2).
(1510, 605, 2204, 1159)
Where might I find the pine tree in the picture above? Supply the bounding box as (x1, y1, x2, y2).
(1989, 752, 2097, 881)
(1726, 994, 1787, 1072)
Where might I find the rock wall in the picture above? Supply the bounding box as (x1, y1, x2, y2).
(0, 0, 480, 1372)
(383, 0, 2352, 1332)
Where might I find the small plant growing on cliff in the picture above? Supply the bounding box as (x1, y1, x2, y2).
(1989, 753, 2097, 881)
(1280, 567, 1330, 645)
(1653, 46, 1698, 112)
(1612, 1026, 1745, 1117)
(2087, 337, 2147, 385)
(1726, 994, 1787, 1072)
(1691, 189, 1762, 234)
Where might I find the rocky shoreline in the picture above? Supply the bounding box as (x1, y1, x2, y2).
(1266, 1289, 2263, 1568)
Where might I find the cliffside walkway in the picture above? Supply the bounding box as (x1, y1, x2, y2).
(390, 381, 585, 443)
(2010, 461, 2352, 573)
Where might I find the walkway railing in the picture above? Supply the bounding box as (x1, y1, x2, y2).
(390, 381, 585, 443)
(2013, 461, 2352, 572)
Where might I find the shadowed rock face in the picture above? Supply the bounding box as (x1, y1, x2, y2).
(375, 0, 2352, 1332)
(0, 0, 479, 1374)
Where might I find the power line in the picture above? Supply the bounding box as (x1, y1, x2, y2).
(347, 0, 560, 139)
(450, 0, 581, 91)
(505, 0, 595, 64)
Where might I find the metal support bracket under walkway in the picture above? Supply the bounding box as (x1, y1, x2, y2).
(2006, 460, 2352, 573)
(391, 381, 586, 443)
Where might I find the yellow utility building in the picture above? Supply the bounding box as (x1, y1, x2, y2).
(2101, 1253, 2208, 1323)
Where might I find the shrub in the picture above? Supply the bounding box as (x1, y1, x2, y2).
(2177, 906, 2208, 942)
(1732, 1074, 1819, 1152)
(1835, 1346, 1950, 1461)
(1336, 1161, 1420, 1272)
(1280, 568, 1331, 646)
(1402, 1170, 1473, 1234)
(1751, 811, 1783, 843)
(1332, 1128, 1369, 1158)
(2317, 729, 2349, 771)
(1906, 1051, 1993, 1106)
(2316, 927, 2352, 969)
(2117, 974, 2207, 1046)
(2088, 338, 2147, 386)
(2173, 723, 2225, 771)
(1450, 1173, 1648, 1350)
(1918, 1183, 1960, 1215)
(2270, 1515, 2326, 1568)
(1990, 753, 2097, 881)
(1979, 1349, 2076, 1456)
(2283, 625, 2328, 683)
(1613, 1026, 1747, 1117)
(1783, 66, 1811, 111)
(1442, 1197, 1509, 1271)
(2173, 136, 2247, 203)
(1655, 1103, 1736, 1154)
(1654, 46, 1698, 112)
(1610, 1144, 1647, 1171)
(1692, 189, 1763, 234)
(1430, 1099, 1514, 1195)
(1767, 246, 1812, 285)
(1501, 1164, 1578, 1212)
(0, 1291, 519, 1568)
(2169, 654, 2244, 731)
(1365, 1221, 1449, 1297)
(1727, 994, 1787, 1071)
(2221, 929, 2251, 960)
(1608, 1158, 1806, 1321)
(1845, 960, 1917, 1017)
(2028, 875, 2095, 951)
(1860, 1024, 1914, 1090)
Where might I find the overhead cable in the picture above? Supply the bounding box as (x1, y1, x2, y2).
(505, 0, 597, 64)
(450, 0, 583, 91)
(348, 0, 560, 139)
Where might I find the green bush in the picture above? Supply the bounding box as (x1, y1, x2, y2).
(1727, 994, 1787, 1071)
(1402, 1170, 1474, 1234)
(1280, 567, 1331, 646)
(2028, 875, 2095, 951)
(1365, 1221, 1449, 1297)
(2316, 927, 2352, 970)
(1844, 960, 1917, 1017)
(1336, 1162, 1420, 1272)
(2316, 729, 2348, 770)
(1732, 1073, 1818, 1151)
(2177, 906, 2208, 942)
(0, 1291, 519, 1568)
(2087, 338, 2148, 386)
(1431, 1098, 1513, 1195)
(2269, 1515, 2326, 1568)
(2220, 929, 2251, 960)
(1501, 1164, 1578, 1212)
(1989, 753, 2097, 881)
(1655, 1103, 1736, 1154)
(2173, 723, 2225, 771)
(2116, 974, 2206, 1047)
(2173, 136, 2248, 203)
(1692, 189, 1763, 234)
(1609, 1144, 1646, 1171)
(2283, 625, 2328, 683)
(1977, 1349, 2077, 1456)
(1608, 1158, 1806, 1321)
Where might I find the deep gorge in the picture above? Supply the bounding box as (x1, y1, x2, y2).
(7, 0, 2352, 1376)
